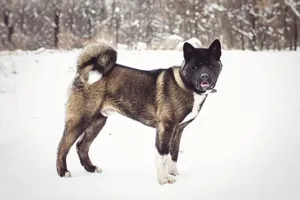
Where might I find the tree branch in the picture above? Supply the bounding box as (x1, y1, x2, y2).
(285, 0, 300, 18)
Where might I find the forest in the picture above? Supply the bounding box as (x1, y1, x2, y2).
(0, 0, 299, 51)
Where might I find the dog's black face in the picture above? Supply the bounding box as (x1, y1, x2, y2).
(181, 39, 222, 94)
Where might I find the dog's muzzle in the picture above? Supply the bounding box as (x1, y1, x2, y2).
(199, 73, 212, 90)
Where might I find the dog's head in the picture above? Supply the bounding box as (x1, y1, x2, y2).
(181, 39, 222, 94)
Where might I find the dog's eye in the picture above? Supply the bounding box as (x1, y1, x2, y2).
(192, 65, 198, 69)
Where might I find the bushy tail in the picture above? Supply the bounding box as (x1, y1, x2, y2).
(75, 43, 117, 84)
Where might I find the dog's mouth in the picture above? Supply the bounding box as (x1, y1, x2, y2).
(200, 81, 211, 89)
(196, 81, 216, 93)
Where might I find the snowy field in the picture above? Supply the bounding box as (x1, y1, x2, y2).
(0, 48, 300, 200)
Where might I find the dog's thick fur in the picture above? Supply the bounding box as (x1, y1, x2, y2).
(56, 40, 223, 184)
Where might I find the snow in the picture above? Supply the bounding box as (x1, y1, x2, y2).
(232, 25, 254, 40)
(158, 35, 183, 50)
(0, 49, 300, 200)
(210, 3, 226, 12)
(176, 37, 202, 51)
(169, 34, 183, 41)
(134, 42, 147, 50)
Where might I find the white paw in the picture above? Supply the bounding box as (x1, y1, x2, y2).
(169, 168, 180, 176)
(168, 160, 180, 176)
(94, 166, 102, 173)
(155, 153, 177, 185)
(158, 176, 176, 185)
(64, 171, 71, 178)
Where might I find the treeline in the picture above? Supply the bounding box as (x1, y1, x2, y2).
(0, 0, 299, 51)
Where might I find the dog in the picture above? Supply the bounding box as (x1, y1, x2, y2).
(56, 39, 223, 184)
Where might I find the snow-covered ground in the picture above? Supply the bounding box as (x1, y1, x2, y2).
(0, 48, 299, 200)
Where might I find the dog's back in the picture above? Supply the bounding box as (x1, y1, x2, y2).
(68, 43, 194, 128)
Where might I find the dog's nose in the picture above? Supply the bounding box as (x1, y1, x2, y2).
(200, 73, 209, 80)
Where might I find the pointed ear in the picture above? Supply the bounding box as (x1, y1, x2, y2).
(183, 42, 195, 61)
(209, 39, 221, 60)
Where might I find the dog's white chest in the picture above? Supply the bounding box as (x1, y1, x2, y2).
(180, 93, 206, 124)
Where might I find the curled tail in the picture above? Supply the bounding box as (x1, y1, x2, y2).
(76, 43, 117, 85)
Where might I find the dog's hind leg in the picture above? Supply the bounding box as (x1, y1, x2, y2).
(155, 122, 177, 185)
(56, 116, 89, 177)
(169, 126, 185, 176)
(76, 114, 107, 173)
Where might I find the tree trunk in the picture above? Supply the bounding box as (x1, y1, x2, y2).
(20, 9, 24, 34)
(240, 22, 245, 50)
(87, 17, 92, 39)
(260, 34, 266, 50)
(8, 26, 13, 43)
(293, 13, 298, 51)
(4, 10, 13, 43)
(283, 6, 289, 50)
(251, 14, 256, 51)
(54, 10, 60, 48)
(110, 0, 116, 47)
(241, 35, 245, 50)
(115, 15, 120, 49)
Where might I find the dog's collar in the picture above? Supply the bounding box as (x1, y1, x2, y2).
(200, 89, 217, 94)
(173, 67, 187, 91)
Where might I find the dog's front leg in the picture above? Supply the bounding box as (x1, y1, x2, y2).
(155, 122, 176, 185)
(169, 126, 185, 176)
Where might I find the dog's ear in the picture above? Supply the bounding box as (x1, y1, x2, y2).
(209, 39, 221, 60)
(183, 42, 195, 62)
